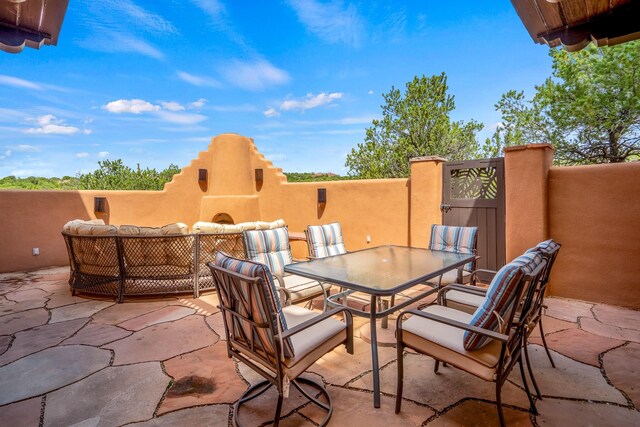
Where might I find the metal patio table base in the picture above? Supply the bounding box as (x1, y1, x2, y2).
(233, 377, 333, 427)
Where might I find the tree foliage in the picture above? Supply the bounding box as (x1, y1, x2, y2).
(284, 172, 357, 182)
(77, 159, 181, 190)
(0, 175, 79, 190)
(485, 41, 640, 164)
(346, 73, 483, 178)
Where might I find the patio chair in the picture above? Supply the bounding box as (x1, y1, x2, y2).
(440, 239, 562, 377)
(395, 252, 547, 427)
(305, 222, 347, 258)
(208, 252, 353, 427)
(243, 227, 331, 308)
(427, 224, 478, 288)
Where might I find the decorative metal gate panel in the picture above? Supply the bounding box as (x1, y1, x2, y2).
(441, 158, 505, 271)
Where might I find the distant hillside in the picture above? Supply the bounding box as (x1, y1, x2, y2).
(284, 172, 358, 182)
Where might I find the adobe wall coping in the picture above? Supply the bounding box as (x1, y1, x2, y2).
(504, 143, 553, 153)
(410, 156, 448, 164)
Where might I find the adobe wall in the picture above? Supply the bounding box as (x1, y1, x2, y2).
(548, 162, 640, 308)
(0, 133, 440, 271)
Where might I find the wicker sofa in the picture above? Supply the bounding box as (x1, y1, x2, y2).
(62, 218, 285, 302)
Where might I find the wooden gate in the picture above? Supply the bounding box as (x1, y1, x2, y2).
(441, 158, 505, 271)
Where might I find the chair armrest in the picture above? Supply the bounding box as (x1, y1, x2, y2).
(473, 268, 498, 284)
(272, 274, 292, 306)
(281, 306, 353, 339)
(440, 283, 488, 297)
(397, 309, 508, 342)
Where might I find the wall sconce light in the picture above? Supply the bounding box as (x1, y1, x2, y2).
(94, 197, 106, 213)
(255, 168, 263, 184)
(317, 188, 327, 204)
(198, 169, 208, 183)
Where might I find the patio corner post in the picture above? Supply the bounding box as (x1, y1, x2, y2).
(504, 144, 553, 260)
(409, 156, 447, 248)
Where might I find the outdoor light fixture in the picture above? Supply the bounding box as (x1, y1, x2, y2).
(255, 168, 263, 184)
(317, 188, 327, 204)
(94, 197, 106, 213)
(198, 169, 208, 183)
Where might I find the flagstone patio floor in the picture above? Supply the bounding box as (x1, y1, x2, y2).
(1, 267, 639, 426)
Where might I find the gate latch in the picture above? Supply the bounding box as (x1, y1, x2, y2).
(440, 203, 452, 213)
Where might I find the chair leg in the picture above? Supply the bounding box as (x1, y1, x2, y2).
(524, 341, 542, 399)
(496, 382, 506, 427)
(434, 360, 440, 373)
(395, 341, 404, 413)
(273, 393, 284, 427)
(538, 318, 556, 368)
(518, 358, 538, 415)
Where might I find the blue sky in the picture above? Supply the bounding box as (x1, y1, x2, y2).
(0, 0, 552, 178)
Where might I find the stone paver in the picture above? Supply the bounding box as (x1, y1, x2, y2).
(0, 317, 89, 366)
(92, 300, 173, 325)
(309, 333, 397, 386)
(105, 315, 218, 365)
(529, 328, 625, 366)
(351, 352, 530, 411)
(43, 362, 170, 427)
(581, 317, 640, 343)
(544, 297, 594, 322)
(159, 342, 247, 414)
(173, 293, 220, 316)
(427, 399, 533, 426)
(0, 335, 12, 355)
(603, 343, 640, 408)
(46, 292, 89, 309)
(118, 305, 196, 331)
(0, 345, 111, 405)
(4, 288, 49, 302)
(0, 298, 48, 315)
(62, 323, 132, 346)
(49, 300, 115, 323)
(205, 313, 226, 340)
(594, 304, 640, 330)
(0, 308, 49, 335)
(511, 345, 627, 404)
(536, 399, 640, 426)
(129, 405, 231, 426)
(0, 397, 43, 427)
(529, 315, 577, 340)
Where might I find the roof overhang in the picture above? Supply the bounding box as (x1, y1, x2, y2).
(511, 0, 640, 51)
(0, 0, 69, 54)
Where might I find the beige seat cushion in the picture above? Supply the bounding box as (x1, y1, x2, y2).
(192, 219, 286, 234)
(433, 269, 473, 286)
(444, 289, 486, 314)
(282, 274, 331, 303)
(282, 304, 347, 379)
(62, 219, 107, 234)
(401, 305, 503, 381)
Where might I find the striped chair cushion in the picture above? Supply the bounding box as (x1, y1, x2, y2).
(428, 225, 478, 271)
(213, 252, 294, 358)
(462, 263, 524, 351)
(243, 227, 293, 277)
(307, 223, 347, 258)
(510, 252, 544, 274)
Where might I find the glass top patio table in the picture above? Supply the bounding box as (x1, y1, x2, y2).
(284, 244, 474, 296)
(285, 244, 475, 408)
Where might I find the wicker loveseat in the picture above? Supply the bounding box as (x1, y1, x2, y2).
(62, 218, 285, 302)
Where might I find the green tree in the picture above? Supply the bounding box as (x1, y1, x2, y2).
(486, 41, 640, 164)
(77, 159, 180, 190)
(346, 73, 483, 178)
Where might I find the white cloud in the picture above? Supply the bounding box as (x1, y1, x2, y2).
(191, 0, 225, 19)
(76, 152, 89, 158)
(104, 99, 161, 114)
(98, 151, 110, 158)
(368, 90, 373, 95)
(286, 0, 365, 47)
(266, 154, 287, 162)
(160, 101, 185, 111)
(280, 92, 343, 111)
(24, 115, 88, 135)
(263, 107, 280, 118)
(0, 75, 42, 90)
(111, 0, 177, 34)
(15, 145, 39, 152)
(220, 59, 290, 91)
(155, 110, 207, 125)
(188, 98, 207, 109)
(177, 71, 221, 88)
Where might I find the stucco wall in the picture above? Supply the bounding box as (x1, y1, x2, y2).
(548, 162, 640, 309)
(0, 134, 433, 271)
